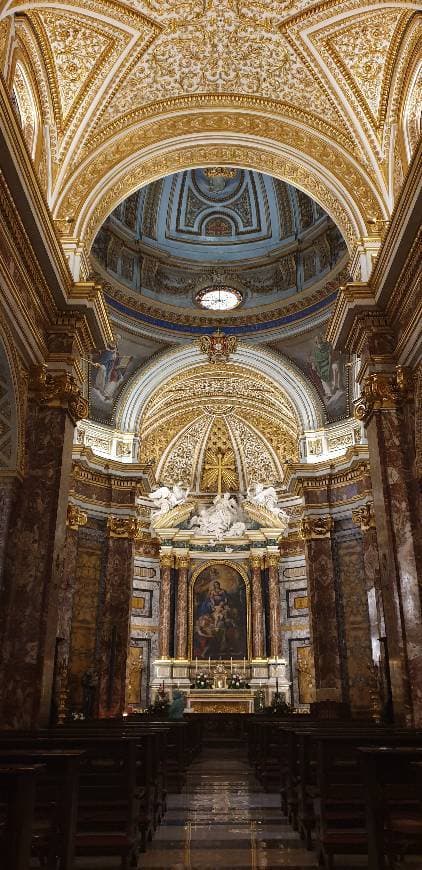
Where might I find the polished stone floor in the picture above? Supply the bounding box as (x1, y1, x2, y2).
(139, 743, 367, 870)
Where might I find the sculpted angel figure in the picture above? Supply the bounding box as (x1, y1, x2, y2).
(247, 483, 289, 522)
(189, 493, 246, 540)
(148, 483, 189, 517)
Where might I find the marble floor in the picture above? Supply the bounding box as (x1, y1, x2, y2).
(137, 743, 368, 870)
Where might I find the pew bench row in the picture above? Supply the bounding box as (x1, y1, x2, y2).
(0, 716, 202, 870)
(248, 717, 422, 870)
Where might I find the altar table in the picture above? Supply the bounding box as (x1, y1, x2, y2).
(186, 690, 254, 714)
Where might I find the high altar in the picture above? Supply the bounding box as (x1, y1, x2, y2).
(149, 487, 292, 712)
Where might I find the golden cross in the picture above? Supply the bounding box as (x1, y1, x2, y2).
(203, 448, 237, 494)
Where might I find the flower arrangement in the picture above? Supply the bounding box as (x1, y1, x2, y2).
(228, 672, 249, 689)
(192, 672, 213, 689)
(267, 692, 291, 715)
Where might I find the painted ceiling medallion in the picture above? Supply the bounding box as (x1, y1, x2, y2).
(196, 286, 242, 311)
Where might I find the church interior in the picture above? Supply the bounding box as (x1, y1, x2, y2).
(0, 0, 421, 867)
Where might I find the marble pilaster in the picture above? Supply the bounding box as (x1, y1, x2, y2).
(97, 516, 136, 718)
(0, 476, 18, 586)
(302, 515, 343, 704)
(266, 551, 282, 658)
(357, 373, 422, 725)
(52, 505, 88, 722)
(250, 552, 265, 659)
(0, 368, 87, 728)
(175, 552, 189, 660)
(158, 551, 174, 659)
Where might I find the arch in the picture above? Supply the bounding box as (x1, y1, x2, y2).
(116, 343, 325, 436)
(189, 560, 251, 662)
(54, 119, 388, 259)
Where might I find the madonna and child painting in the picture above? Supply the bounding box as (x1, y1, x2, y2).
(192, 564, 248, 660)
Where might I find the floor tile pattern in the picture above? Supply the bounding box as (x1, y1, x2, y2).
(140, 743, 363, 869)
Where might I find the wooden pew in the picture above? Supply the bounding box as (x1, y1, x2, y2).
(359, 745, 422, 870)
(0, 763, 45, 870)
(0, 748, 82, 870)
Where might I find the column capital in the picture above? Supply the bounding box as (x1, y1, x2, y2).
(266, 551, 280, 569)
(107, 515, 137, 539)
(175, 552, 190, 570)
(159, 551, 174, 569)
(30, 364, 88, 423)
(249, 551, 264, 569)
(66, 503, 87, 530)
(355, 367, 414, 424)
(301, 515, 334, 540)
(352, 503, 376, 531)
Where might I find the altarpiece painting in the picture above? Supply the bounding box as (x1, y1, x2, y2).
(191, 563, 248, 660)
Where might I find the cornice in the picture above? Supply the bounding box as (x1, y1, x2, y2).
(284, 446, 370, 494)
(71, 445, 156, 486)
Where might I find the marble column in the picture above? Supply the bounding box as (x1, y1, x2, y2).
(356, 371, 422, 725)
(175, 552, 189, 660)
(351, 504, 385, 664)
(159, 551, 174, 659)
(302, 516, 343, 704)
(250, 552, 265, 659)
(98, 516, 136, 718)
(0, 367, 87, 728)
(266, 551, 282, 658)
(52, 504, 87, 722)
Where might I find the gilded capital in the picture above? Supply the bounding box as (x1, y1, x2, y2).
(30, 365, 88, 423)
(67, 503, 88, 530)
(301, 515, 334, 540)
(107, 515, 137, 539)
(355, 369, 411, 423)
(266, 552, 280, 569)
(160, 552, 174, 569)
(176, 553, 190, 570)
(352, 503, 376, 531)
(250, 553, 263, 570)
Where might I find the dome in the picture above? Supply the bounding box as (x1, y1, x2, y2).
(91, 168, 347, 317)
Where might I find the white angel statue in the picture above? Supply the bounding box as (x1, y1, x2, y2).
(148, 483, 189, 517)
(247, 483, 289, 522)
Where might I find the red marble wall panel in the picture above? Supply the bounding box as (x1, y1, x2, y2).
(98, 535, 134, 717)
(0, 402, 74, 728)
(367, 408, 422, 725)
(68, 541, 102, 712)
(305, 537, 342, 702)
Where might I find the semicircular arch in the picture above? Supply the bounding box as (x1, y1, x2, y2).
(116, 342, 325, 436)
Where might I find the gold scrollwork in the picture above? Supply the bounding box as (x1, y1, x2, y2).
(301, 515, 334, 539)
(355, 368, 413, 422)
(30, 365, 88, 423)
(159, 552, 174, 569)
(107, 515, 138, 539)
(67, 503, 88, 530)
(351, 503, 376, 531)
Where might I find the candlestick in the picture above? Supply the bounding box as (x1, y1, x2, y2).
(276, 677, 279, 693)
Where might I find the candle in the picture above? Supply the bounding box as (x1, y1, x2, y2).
(208, 656, 211, 672)
(230, 656, 233, 673)
(195, 657, 198, 674)
(259, 680, 262, 688)
(243, 657, 246, 674)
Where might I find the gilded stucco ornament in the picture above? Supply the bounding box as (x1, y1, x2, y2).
(66, 503, 88, 529)
(354, 369, 413, 422)
(301, 515, 334, 539)
(107, 515, 138, 539)
(159, 552, 174, 569)
(30, 365, 89, 423)
(351, 503, 376, 532)
(198, 331, 237, 363)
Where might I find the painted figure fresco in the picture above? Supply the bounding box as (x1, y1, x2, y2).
(307, 334, 346, 418)
(92, 338, 133, 403)
(192, 564, 247, 660)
